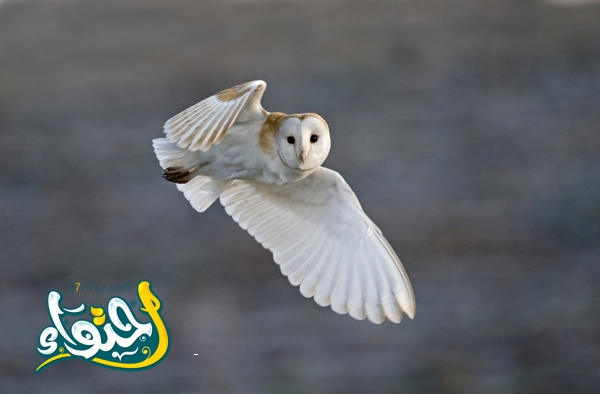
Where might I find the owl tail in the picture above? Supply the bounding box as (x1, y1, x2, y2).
(152, 138, 232, 212)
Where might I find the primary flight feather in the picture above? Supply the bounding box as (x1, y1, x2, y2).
(153, 80, 416, 324)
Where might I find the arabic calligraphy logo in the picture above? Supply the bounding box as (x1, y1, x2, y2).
(35, 281, 169, 372)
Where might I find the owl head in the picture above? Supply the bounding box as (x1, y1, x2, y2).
(273, 114, 331, 171)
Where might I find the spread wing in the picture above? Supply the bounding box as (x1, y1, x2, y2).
(219, 167, 416, 324)
(163, 80, 267, 152)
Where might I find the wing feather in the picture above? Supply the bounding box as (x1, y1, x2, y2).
(288, 232, 330, 287)
(377, 230, 415, 315)
(190, 112, 221, 149)
(268, 216, 314, 252)
(298, 234, 329, 298)
(233, 199, 273, 228)
(360, 241, 385, 323)
(168, 99, 219, 140)
(210, 96, 248, 148)
(181, 103, 224, 148)
(274, 225, 316, 276)
(229, 194, 267, 216)
(369, 240, 403, 323)
(194, 100, 235, 150)
(327, 244, 348, 312)
(347, 251, 366, 320)
(238, 203, 278, 230)
(165, 99, 213, 129)
(264, 229, 296, 251)
(369, 228, 415, 317)
(218, 168, 416, 323)
(253, 211, 296, 243)
(164, 80, 267, 152)
(245, 206, 284, 234)
(171, 176, 231, 213)
(306, 244, 337, 306)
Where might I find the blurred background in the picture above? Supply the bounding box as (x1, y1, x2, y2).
(1, 0, 599, 392)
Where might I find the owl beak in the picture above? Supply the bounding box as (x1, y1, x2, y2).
(297, 140, 310, 164)
(299, 150, 308, 164)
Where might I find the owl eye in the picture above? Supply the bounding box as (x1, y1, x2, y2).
(287, 136, 295, 144)
(310, 135, 318, 143)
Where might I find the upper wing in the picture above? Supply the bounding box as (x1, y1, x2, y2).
(163, 80, 267, 152)
(219, 167, 416, 324)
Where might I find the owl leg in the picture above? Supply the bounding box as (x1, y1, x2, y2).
(163, 164, 205, 184)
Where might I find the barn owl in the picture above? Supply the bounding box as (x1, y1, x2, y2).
(152, 80, 415, 324)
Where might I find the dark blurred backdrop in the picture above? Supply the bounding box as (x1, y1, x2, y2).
(1, 0, 599, 393)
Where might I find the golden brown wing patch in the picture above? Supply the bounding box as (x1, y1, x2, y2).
(215, 82, 254, 102)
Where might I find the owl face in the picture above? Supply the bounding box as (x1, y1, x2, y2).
(275, 114, 331, 171)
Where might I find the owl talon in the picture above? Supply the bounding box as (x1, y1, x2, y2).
(163, 166, 192, 184)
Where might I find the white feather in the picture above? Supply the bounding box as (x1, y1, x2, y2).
(298, 233, 330, 298)
(312, 243, 338, 306)
(331, 247, 352, 314)
(168, 100, 219, 140)
(253, 211, 296, 243)
(217, 167, 416, 323)
(365, 239, 402, 323)
(152, 138, 187, 169)
(288, 232, 330, 287)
